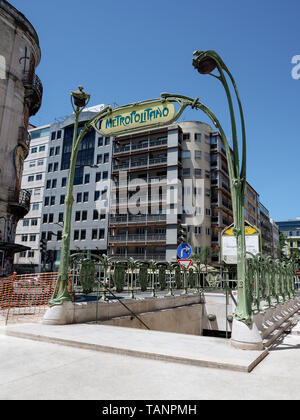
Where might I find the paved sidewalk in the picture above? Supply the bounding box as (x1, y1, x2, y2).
(0, 322, 300, 400)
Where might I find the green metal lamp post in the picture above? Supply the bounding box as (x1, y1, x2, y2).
(49, 87, 112, 306)
(192, 50, 251, 324)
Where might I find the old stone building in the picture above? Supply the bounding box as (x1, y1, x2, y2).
(0, 0, 42, 275)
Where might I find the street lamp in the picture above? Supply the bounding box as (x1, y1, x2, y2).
(192, 50, 251, 324)
(48, 87, 112, 306)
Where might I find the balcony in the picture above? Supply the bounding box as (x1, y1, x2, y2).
(109, 253, 166, 261)
(113, 157, 167, 172)
(109, 214, 167, 225)
(109, 232, 166, 244)
(8, 189, 31, 218)
(114, 138, 167, 155)
(22, 71, 43, 116)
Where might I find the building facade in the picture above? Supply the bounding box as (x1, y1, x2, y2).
(13, 115, 278, 270)
(39, 107, 112, 269)
(14, 125, 50, 271)
(0, 0, 42, 275)
(276, 218, 300, 257)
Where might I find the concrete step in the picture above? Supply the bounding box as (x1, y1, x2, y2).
(0, 322, 268, 373)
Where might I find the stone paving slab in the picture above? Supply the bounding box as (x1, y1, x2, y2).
(0, 322, 268, 372)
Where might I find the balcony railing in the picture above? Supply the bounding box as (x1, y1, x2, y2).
(113, 157, 167, 171)
(109, 233, 166, 243)
(8, 188, 31, 218)
(110, 214, 167, 225)
(22, 71, 43, 116)
(114, 138, 167, 155)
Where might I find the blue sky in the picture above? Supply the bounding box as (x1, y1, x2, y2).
(10, 0, 300, 222)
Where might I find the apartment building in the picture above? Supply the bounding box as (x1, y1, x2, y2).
(258, 202, 273, 256)
(13, 112, 278, 270)
(40, 106, 112, 267)
(14, 125, 50, 271)
(108, 121, 216, 262)
(108, 124, 182, 261)
(209, 132, 261, 264)
(276, 218, 300, 257)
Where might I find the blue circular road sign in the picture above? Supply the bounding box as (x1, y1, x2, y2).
(177, 243, 192, 259)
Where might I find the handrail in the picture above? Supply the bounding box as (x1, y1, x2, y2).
(106, 287, 150, 330)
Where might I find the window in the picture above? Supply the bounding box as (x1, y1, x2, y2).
(23, 220, 29, 226)
(82, 210, 87, 221)
(194, 169, 202, 177)
(29, 234, 36, 242)
(195, 150, 202, 159)
(105, 137, 110, 146)
(39, 145, 46, 152)
(29, 161, 35, 168)
(98, 137, 103, 147)
(49, 147, 54, 156)
(61, 177, 67, 187)
(74, 230, 79, 240)
(43, 214, 48, 223)
(48, 163, 53, 172)
(37, 159, 44, 166)
(32, 203, 39, 211)
(205, 208, 211, 216)
(21, 235, 28, 242)
(103, 171, 108, 179)
(195, 226, 202, 234)
(195, 247, 201, 254)
(51, 132, 56, 140)
(100, 212, 106, 220)
(92, 229, 98, 239)
(36, 174, 42, 181)
(57, 231, 62, 240)
(30, 127, 50, 140)
(80, 230, 86, 240)
(99, 229, 105, 239)
(57, 130, 62, 139)
(83, 192, 89, 202)
(94, 191, 100, 201)
(44, 197, 49, 206)
(52, 179, 57, 188)
(77, 193, 82, 203)
(55, 146, 60, 155)
(28, 176, 34, 182)
(58, 213, 64, 223)
(75, 211, 81, 221)
(206, 228, 211, 235)
(53, 162, 59, 171)
(50, 196, 55, 206)
(93, 210, 98, 220)
(195, 133, 201, 141)
(104, 153, 109, 163)
(31, 219, 38, 226)
(84, 174, 90, 184)
(182, 168, 190, 176)
(183, 133, 190, 140)
(48, 214, 54, 223)
(60, 195, 65, 205)
(95, 172, 101, 182)
(182, 151, 191, 159)
(28, 251, 34, 258)
(97, 154, 102, 164)
(19, 251, 26, 258)
(31, 147, 37, 153)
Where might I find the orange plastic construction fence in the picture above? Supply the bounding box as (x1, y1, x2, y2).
(0, 272, 58, 324)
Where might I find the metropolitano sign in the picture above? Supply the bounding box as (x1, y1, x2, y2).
(100, 100, 175, 136)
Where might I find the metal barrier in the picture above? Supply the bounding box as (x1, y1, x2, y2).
(0, 272, 58, 325)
